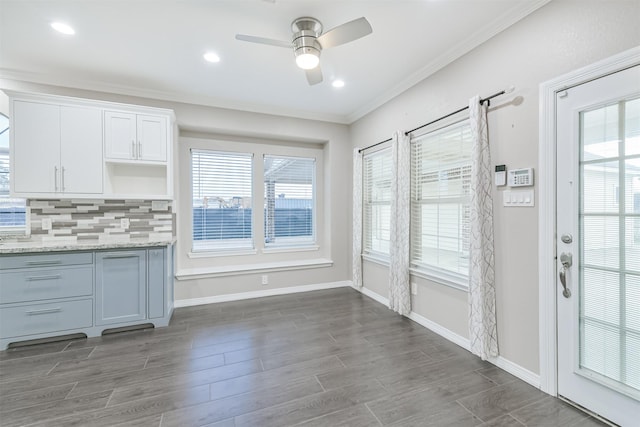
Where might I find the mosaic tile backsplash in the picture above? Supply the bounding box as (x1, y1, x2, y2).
(2, 199, 174, 245)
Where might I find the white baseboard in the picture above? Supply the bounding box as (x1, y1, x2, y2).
(174, 280, 352, 308)
(408, 310, 471, 351)
(354, 285, 541, 389)
(488, 355, 541, 389)
(357, 285, 390, 306)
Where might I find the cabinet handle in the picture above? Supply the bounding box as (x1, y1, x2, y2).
(54, 166, 58, 191)
(131, 140, 136, 159)
(103, 253, 137, 259)
(26, 274, 62, 281)
(25, 260, 62, 265)
(138, 141, 142, 158)
(26, 307, 62, 315)
(61, 166, 66, 192)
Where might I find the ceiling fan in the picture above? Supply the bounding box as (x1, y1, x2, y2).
(235, 16, 373, 86)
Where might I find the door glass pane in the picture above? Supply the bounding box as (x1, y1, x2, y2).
(582, 161, 619, 214)
(626, 98, 640, 155)
(580, 97, 640, 397)
(582, 104, 619, 160)
(582, 216, 619, 268)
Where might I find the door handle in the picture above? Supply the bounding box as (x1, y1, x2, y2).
(61, 166, 65, 191)
(54, 166, 58, 191)
(559, 252, 572, 298)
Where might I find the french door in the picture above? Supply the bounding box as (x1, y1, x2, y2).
(556, 65, 640, 426)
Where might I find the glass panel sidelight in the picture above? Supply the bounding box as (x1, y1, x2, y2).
(579, 97, 640, 399)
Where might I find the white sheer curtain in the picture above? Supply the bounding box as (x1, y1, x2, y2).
(468, 95, 499, 360)
(388, 131, 411, 315)
(352, 148, 363, 289)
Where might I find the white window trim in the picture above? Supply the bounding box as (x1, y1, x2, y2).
(187, 248, 258, 259)
(362, 252, 390, 267)
(410, 265, 469, 291)
(262, 244, 319, 254)
(175, 257, 334, 280)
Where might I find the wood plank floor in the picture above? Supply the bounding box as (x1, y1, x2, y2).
(0, 288, 604, 426)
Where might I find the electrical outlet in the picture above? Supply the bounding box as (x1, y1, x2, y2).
(411, 283, 418, 295)
(120, 218, 130, 229)
(261, 275, 269, 285)
(41, 218, 52, 230)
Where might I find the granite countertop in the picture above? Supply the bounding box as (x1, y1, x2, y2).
(0, 239, 175, 254)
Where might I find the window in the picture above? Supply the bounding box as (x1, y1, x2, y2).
(191, 149, 253, 252)
(411, 120, 472, 285)
(363, 147, 392, 257)
(264, 155, 315, 247)
(0, 113, 26, 233)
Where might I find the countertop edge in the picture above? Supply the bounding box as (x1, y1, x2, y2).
(0, 239, 176, 254)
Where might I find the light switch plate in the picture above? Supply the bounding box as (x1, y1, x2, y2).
(120, 218, 130, 229)
(41, 218, 52, 230)
(503, 190, 534, 207)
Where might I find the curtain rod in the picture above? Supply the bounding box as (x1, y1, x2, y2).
(358, 86, 514, 153)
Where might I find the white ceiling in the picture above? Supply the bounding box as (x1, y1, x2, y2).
(0, 0, 550, 124)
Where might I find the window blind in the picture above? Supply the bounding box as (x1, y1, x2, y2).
(191, 149, 253, 251)
(410, 120, 472, 280)
(363, 147, 392, 256)
(579, 97, 640, 395)
(264, 155, 315, 246)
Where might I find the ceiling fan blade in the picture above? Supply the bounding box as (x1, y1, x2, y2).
(317, 17, 372, 49)
(306, 66, 323, 86)
(235, 34, 291, 48)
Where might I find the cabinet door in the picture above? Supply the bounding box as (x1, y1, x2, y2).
(95, 250, 146, 326)
(137, 115, 167, 162)
(104, 111, 136, 160)
(60, 106, 103, 194)
(12, 101, 60, 194)
(147, 248, 165, 319)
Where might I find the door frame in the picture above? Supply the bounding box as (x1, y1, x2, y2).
(538, 46, 640, 396)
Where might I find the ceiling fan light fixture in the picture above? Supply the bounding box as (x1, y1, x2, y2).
(295, 50, 320, 70)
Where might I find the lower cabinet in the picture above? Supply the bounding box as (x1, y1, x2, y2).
(95, 250, 147, 326)
(0, 245, 174, 350)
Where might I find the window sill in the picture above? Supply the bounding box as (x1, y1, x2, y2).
(262, 245, 319, 254)
(409, 267, 469, 292)
(175, 257, 334, 280)
(362, 253, 390, 267)
(188, 248, 257, 259)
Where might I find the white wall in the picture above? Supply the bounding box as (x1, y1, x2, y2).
(0, 81, 352, 302)
(350, 0, 640, 374)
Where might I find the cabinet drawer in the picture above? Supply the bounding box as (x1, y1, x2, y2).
(0, 299, 93, 338)
(0, 266, 93, 304)
(0, 252, 93, 270)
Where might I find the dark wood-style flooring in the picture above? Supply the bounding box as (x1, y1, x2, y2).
(0, 288, 604, 426)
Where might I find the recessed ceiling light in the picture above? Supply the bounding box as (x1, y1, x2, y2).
(51, 22, 75, 35)
(203, 52, 220, 63)
(332, 80, 345, 88)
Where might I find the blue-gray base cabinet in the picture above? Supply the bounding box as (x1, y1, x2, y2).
(0, 245, 174, 350)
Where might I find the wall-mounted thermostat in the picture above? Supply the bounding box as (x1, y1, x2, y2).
(508, 168, 534, 187)
(495, 165, 506, 186)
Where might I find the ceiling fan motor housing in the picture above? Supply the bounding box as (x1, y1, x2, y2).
(292, 17, 322, 60)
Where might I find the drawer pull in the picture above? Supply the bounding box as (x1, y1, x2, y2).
(25, 307, 62, 315)
(26, 274, 62, 281)
(25, 260, 62, 266)
(103, 254, 136, 259)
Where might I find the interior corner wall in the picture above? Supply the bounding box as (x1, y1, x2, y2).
(349, 0, 640, 374)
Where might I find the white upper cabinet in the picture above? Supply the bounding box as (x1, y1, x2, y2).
(12, 101, 103, 196)
(8, 92, 174, 200)
(104, 111, 167, 162)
